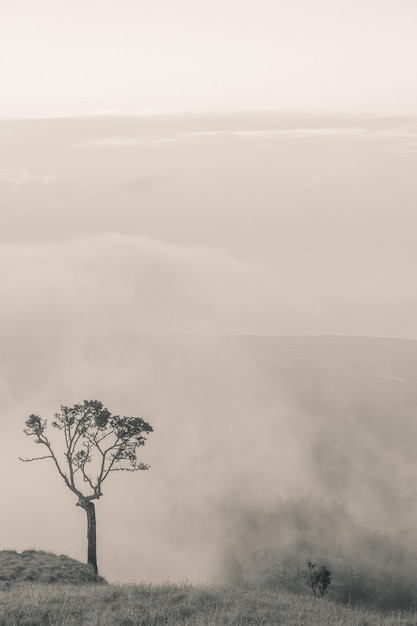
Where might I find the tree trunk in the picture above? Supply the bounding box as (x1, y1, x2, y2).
(77, 499, 98, 575)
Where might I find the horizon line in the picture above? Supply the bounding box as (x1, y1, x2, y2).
(0, 107, 416, 122)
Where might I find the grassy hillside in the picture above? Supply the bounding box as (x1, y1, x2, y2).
(1, 582, 417, 625)
(0, 550, 105, 588)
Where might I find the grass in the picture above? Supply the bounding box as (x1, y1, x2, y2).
(0, 550, 105, 588)
(1, 551, 417, 625)
(1, 582, 417, 625)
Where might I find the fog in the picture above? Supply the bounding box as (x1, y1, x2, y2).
(1, 113, 417, 588)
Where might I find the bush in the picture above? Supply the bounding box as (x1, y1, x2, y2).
(302, 561, 332, 598)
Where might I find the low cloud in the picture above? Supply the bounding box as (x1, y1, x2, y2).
(0, 234, 287, 402)
(0, 233, 300, 581)
(75, 137, 147, 148)
(1, 233, 417, 584)
(120, 174, 159, 191)
(0, 168, 56, 189)
(74, 128, 370, 150)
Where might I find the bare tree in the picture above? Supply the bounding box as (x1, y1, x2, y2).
(20, 399, 153, 575)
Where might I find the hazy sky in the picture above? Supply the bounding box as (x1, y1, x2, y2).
(1, 112, 417, 337)
(2, 0, 417, 117)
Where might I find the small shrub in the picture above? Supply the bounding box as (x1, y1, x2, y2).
(302, 560, 332, 598)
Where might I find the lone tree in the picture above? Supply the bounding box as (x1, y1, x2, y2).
(20, 399, 153, 575)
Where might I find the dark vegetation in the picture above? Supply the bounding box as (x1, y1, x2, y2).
(302, 561, 331, 598)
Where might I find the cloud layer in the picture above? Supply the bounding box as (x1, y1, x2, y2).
(1, 234, 417, 583)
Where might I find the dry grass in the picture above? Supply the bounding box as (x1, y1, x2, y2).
(0, 550, 105, 588)
(0, 582, 417, 626)
(1, 551, 416, 625)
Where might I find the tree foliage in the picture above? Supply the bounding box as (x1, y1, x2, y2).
(22, 400, 153, 503)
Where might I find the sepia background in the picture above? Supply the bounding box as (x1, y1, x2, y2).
(1, 0, 417, 585)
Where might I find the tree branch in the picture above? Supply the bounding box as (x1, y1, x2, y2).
(19, 455, 53, 462)
(22, 401, 152, 504)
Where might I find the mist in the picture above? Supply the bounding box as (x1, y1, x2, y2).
(1, 113, 417, 595)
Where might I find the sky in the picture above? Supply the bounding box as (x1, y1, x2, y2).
(1, 0, 417, 117)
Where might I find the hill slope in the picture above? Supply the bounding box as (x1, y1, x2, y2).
(0, 582, 416, 626)
(0, 550, 105, 587)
